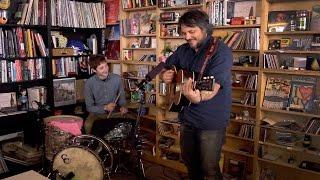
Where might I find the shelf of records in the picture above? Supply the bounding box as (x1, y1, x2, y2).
(258, 130, 320, 175)
(262, 75, 320, 116)
(0, 86, 47, 116)
(267, 35, 320, 53)
(227, 123, 255, 141)
(219, 28, 260, 51)
(50, 0, 106, 28)
(0, 58, 46, 84)
(52, 56, 94, 78)
(0, 0, 46, 26)
(0, 28, 48, 59)
(207, 0, 261, 27)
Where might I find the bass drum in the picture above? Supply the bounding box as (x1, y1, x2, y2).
(52, 135, 113, 180)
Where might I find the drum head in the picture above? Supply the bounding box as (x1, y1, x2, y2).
(53, 147, 104, 180)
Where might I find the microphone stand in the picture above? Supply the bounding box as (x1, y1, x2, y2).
(34, 101, 50, 175)
(133, 80, 147, 179)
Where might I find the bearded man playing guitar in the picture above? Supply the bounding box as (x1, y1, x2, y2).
(161, 10, 233, 180)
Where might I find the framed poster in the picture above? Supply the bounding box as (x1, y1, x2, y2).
(53, 78, 76, 107)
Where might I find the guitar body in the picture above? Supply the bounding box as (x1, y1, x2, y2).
(167, 66, 215, 112)
(167, 67, 194, 112)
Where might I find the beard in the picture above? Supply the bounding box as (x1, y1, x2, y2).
(187, 38, 206, 49)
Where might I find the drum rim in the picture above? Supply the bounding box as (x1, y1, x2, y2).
(44, 115, 83, 123)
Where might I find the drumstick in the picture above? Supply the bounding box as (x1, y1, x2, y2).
(107, 93, 120, 119)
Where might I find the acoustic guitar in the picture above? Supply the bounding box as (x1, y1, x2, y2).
(167, 66, 215, 112)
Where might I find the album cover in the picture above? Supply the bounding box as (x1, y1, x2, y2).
(53, 78, 76, 107)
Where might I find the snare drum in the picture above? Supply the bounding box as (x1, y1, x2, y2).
(52, 135, 113, 180)
(44, 115, 83, 161)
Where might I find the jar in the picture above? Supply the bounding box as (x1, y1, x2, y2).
(296, 10, 308, 31)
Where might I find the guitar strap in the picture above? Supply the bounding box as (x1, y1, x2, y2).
(197, 37, 219, 81)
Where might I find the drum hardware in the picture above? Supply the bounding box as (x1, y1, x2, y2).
(134, 82, 148, 179)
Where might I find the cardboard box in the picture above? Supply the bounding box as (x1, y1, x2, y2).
(52, 48, 77, 56)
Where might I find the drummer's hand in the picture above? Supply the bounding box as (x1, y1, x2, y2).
(105, 103, 116, 112)
(120, 107, 128, 115)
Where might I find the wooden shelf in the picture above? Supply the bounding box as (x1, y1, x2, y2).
(140, 127, 156, 134)
(122, 61, 158, 66)
(267, 0, 318, 3)
(106, 60, 121, 63)
(141, 115, 156, 120)
(262, 69, 320, 76)
(222, 146, 254, 158)
(230, 119, 256, 125)
(232, 66, 260, 72)
(226, 134, 255, 142)
(232, 87, 257, 91)
(159, 21, 179, 24)
(232, 49, 260, 53)
(159, 36, 184, 39)
(259, 125, 320, 137)
(106, 22, 120, 26)
(123, 34, 156, 37)
(265, 31, 320, 35)
(258, 158, 320, 176)
(232, 103, 256, 109)
(259, 141, 304, 152)
(159, 145, 181, 153)
(123, 6, 157, 12)
(260, 107, 320, 118)
(264, 50, 320, 54)
(123, 48, 156, 50)
(214, 24, 261, 29)
(0, 24, 47, 29)
(159, 4, 202, 10)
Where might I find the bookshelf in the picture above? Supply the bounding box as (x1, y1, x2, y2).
(0, 0, 106, 176)
(211, 0, 262, 177)
(258, 0, 320, 179)
(117, 0, 207, 173)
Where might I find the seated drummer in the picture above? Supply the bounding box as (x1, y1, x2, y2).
(84, 55, 127, 134)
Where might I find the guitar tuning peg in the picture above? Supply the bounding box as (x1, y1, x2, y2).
(210, 76, 214, 79)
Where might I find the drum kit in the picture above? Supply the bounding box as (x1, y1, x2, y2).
(43, 116, 143, 180)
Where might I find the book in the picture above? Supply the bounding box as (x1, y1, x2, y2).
(122, 49, 132, 60)
(0, 92, 18, 113)
(105, 0, 120, 24)
(288, 76, 316, 113)
(310, 5, 320, 31)
(262, 77, 291, 110)
(268, 11, 296, 32)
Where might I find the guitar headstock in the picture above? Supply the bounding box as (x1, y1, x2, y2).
(195, 76, 215, 91)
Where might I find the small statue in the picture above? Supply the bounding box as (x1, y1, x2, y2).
(18, 88, 28, 111)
